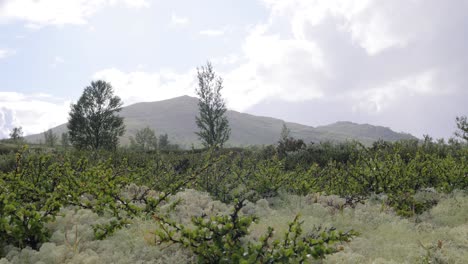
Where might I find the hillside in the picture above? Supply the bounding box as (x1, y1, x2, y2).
(24, 96, 416, 147)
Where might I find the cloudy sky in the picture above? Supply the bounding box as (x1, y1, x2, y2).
(0, 0, 467, 139)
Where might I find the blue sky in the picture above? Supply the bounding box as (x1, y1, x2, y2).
(1, 0, 467, 139)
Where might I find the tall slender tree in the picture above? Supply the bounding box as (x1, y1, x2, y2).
(61, 132, 70, 148)
(455, 115, 468, 142)
(43, 129, 58, 147)
(68, 80, 125, 150)
(195, 62, 230, 148)
(159, 133, 169, 150)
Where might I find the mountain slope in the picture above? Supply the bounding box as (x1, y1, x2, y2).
(25, 96, 416, 147)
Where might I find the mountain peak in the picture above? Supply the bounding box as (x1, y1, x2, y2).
(164, 95, 198, 102)
(129, 95, 198, 105)
(169, 95, 197, 100)
(24, 96, 416, 147)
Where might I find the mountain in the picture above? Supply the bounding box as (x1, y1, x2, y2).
(24, 95, 417, 147)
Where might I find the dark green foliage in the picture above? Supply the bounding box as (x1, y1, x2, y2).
(158, 133, 180, 151)
(68, 80, 125, 150)
(130, 126, 158, 151)
(0, 126, 466, 259)
(277, 124, 306, 160)
(155, 199, 256, 263)
(0, 147, 68, 250)
(8, 127, 24, 144)
(455, 115, 468, 142)
(61, 132, 70, 147)
(0, 144, 18, 172)
(158, 133, 169, 150)
(43, 129, 58, 147)
(9, 127, 23, 141)
(155, 199, 356, 263)
(245, 215, 356, 263)
(282, 141, 356, 170)
(0, 147, 215, 254)
(195, 62, 230, 148)
(311, 143, 467, 216)
(241, 157, 294, 201)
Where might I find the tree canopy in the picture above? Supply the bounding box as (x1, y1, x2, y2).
(195, 62, 230, 148)
(130, 127, 158, 151)
(9, 127, 24, 143)
(455, 115, 468, 142)
(67, 80, 125, 150)
(43, 129, 58, 147)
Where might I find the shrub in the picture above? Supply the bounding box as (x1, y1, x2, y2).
(155, 199, 356, 263)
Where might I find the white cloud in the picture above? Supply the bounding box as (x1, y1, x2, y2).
(84, 0, 467, 139)
(120, 0, 150, 8)
(219, 31, 326, 110)
(247, 0, 467, 101)
(0, 0, 150, 28)
(229, 0, 467, 137)
(3, 0, 465, 139)
(261, 0, 409, 55)
(170, 13, 189, 26)
(0, 48, 15, 59)
(199, 29, 225, 36)
(351, 70, 440, 114)
(211, 54, 240, 65)
(50, 56, 65, 68)
(93, 68, 197, 106)
(201, 18, 328, 110)
(0, 92, 70, 138)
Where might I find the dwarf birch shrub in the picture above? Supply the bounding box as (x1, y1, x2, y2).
(258, 192, 468, 264)
(155, 197, 356, 263)
(1, 208, 193, 264)
(1, 190, 467, 263)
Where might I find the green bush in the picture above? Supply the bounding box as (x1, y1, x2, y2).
(155, 199, 356, 263)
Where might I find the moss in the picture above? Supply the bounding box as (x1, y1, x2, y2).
(2, 207, 193, 264)
(2, 190, 467, 263)
(420, 190, 468, 227)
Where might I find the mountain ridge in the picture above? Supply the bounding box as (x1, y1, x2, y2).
(24, 95, 417, 147)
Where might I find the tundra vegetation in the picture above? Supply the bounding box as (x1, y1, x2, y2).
(0, 131, 466, 263)
(0, 77, 466, 263)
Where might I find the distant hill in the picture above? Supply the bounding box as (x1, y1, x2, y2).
(25, 95, 417, 147)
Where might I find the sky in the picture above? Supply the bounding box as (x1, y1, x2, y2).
(0, 0, 467, 139)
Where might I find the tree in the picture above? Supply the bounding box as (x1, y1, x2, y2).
(61, 132, 70, 148)
(43, 129, 58, 147)
(130, 127, 158, 151)
(280, 123, 290, 142)
(277, 123, 305, 158)
(159, 133, 169, 150)
(67, 80, 125, 150)
(454, 115, 468, 142)
(158, 133, 179, 151)
(195, 62, 230, 148)
(9, 127, 24, 144)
